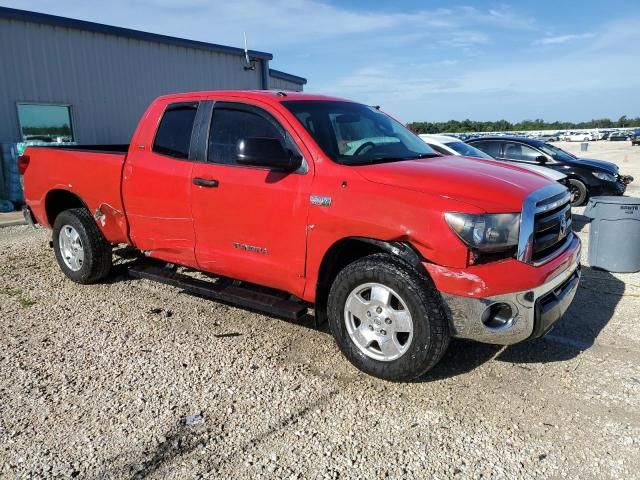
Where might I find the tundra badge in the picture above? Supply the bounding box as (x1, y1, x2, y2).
(310, 195, 332, 207)
(232, 242, 268, 255)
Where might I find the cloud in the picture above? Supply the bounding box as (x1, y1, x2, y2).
(312, 49, 640, 122)
(590, 18, 640, 50)
(1, 0, 528, 49)
(534, 33, 594, 45)
(461, 6, 536, 31)
(2, 0, 637, 122)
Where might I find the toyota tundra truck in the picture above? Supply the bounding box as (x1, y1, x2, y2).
(20, 91, 581, 381)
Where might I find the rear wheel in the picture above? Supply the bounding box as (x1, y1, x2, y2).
(568, 179, 588, 206)
(52, 208, 112, 284)
(327, 254, 450, 382)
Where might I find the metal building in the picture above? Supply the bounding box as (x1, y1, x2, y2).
(0, 6, 306, 145)
(0, 7, 306, 205)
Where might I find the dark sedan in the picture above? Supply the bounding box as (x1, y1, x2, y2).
(609, 131, 630, 141)
(467, 136, 633, 206)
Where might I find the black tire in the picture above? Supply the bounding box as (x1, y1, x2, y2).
(52, 208, 112, 284)
(327, 254, 450, 382)
(568, 179, 588, 206)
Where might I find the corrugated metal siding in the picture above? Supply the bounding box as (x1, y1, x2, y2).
(1, 143, 23, 203)
(0, 18, 264, 144)
(269, 76, 304, 92)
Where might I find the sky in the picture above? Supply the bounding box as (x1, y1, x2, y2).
(2, 0, 639, 123)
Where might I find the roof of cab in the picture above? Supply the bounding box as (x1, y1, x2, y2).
(156, 90, 354, 104)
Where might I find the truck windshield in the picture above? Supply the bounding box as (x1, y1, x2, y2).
(282, 100, 437, 165)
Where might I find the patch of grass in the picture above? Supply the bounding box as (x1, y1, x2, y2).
(17, 297, 37, 308)
(0, 287, 22, 297)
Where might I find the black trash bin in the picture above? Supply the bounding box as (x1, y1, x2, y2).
(584, 196, 640, 272)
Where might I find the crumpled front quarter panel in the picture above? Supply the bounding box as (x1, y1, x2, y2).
(302, 163, 482, 302)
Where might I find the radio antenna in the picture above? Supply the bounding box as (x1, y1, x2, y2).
(243, 32, 255, 70)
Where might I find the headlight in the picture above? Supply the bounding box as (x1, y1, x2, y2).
(444, 212, 520, 252)
(592, 171, 616, 182)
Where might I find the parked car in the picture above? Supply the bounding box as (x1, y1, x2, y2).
(631, 129, 640, 146)
(565, 132, 591, 142)
(538, 134, 560, 142)
(418, 134, 569, 186)
(467, 136, 633, 206)
(593, 130, 608, 141)
(609, 131, 630, 141)
(20, 91, 582, 382)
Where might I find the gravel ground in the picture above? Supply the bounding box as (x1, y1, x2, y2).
(1, 143, 639, 479)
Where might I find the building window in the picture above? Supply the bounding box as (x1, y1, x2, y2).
(17, 103, 74, 143)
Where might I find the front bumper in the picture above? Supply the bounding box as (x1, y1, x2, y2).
(618, 175, 634, 185)
(436, 238, 581, 345)
(591, 180, 627, 196)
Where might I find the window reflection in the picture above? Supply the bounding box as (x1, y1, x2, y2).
(17, 104, 74, 143)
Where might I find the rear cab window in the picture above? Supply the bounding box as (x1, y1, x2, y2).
(153, 102, 199, 159)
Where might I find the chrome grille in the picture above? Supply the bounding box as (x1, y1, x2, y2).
(532, 202, 572, 262)
(517, 184, 573, 265)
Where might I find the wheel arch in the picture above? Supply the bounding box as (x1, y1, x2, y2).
(314, 236, 428, 324)
(44, 189, 89, 227)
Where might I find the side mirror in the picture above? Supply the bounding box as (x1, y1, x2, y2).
(535, 155, 548, 164)
(236, 137, 302, 171)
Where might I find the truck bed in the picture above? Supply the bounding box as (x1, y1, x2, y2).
(23, 144, 130, 244)
(38, 144, 130, 153)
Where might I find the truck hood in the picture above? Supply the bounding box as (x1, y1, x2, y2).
(570, 157, 619, 174)
(507, 162, 566, 181)
(352, 155, 552, 213)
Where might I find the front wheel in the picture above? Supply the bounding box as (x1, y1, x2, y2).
(327, 254, 450, 382)
(568, 179, 588, 206)
(52, 208, 112, 284)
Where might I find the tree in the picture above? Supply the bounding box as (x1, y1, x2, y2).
(407, 116, 640, 134)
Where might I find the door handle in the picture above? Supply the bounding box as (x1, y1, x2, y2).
(193, 177, 219, 188)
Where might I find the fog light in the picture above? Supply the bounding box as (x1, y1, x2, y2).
(481, 302, 514, 329)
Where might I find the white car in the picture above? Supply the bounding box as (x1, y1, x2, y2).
(418, 134, 568, 183)
(565, 132, 592, 142)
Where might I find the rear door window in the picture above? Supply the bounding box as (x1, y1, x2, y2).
(502, 142, 542, 162)
(472, 141, 501, 158)
(153, 103, 198, 159)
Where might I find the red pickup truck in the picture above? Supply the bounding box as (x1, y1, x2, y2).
(20, 91, 581, 381)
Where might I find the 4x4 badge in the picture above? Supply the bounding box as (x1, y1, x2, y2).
(310, 195, 332, 207)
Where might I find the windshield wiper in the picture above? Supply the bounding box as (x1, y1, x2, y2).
(369, 153, 439, 162)
(342, 153, 439, 166)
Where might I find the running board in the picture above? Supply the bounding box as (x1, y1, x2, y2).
(128, 263, 308, 321)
